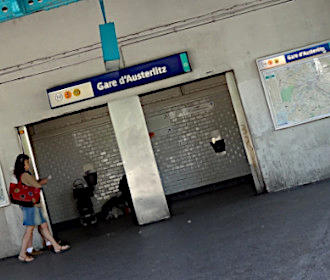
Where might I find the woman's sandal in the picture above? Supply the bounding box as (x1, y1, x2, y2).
(54, 245, 71, 254)
(18, 255, 34, 263)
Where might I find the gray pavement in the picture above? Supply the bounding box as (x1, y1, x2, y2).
(1, 179, 330, 280)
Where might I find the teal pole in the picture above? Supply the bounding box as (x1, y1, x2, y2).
(99, 0, 107, 23)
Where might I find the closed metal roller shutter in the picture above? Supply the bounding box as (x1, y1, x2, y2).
(142, 75, 251, 195)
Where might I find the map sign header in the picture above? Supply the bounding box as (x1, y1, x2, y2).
(285, 43, 330, 63)
(258, 42, 330, 70)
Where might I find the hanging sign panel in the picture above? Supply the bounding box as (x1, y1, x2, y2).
(257, 41, 330, 130)
(47, 52, 192, 109)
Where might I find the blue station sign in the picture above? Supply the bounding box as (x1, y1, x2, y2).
(47, 52, 192, 109)
(285, 42, 330, 63)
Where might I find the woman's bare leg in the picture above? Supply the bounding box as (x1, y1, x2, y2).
(19, 226, 35, 260)
(39, 223, 62, 251)
(37, 225, 49, 247)
(27, 234, 33, 250)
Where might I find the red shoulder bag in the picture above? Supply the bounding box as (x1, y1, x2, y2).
(9, 176, 40, 207)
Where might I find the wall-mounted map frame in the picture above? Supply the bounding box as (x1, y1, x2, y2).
(0, 161, 9, 208)
(257, 41, 330, 130)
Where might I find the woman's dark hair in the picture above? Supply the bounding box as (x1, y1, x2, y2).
(14, 154, 30, 180)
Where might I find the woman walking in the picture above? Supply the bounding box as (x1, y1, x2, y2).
(15, 154, 70, 262)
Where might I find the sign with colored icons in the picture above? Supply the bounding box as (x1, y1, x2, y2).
(48, 82, 94, 108)
(47, 52, 192, 109)
(257, 42, 330, 70)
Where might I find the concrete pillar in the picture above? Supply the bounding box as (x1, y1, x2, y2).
(108, 96, 170, 225)
(225, 72, 265, 193)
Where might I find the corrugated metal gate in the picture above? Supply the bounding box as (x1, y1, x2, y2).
(141, 75, 251, 195)
(29, 107, 124, 224)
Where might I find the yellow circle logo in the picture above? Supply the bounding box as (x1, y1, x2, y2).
(73, 89, 81, 96)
